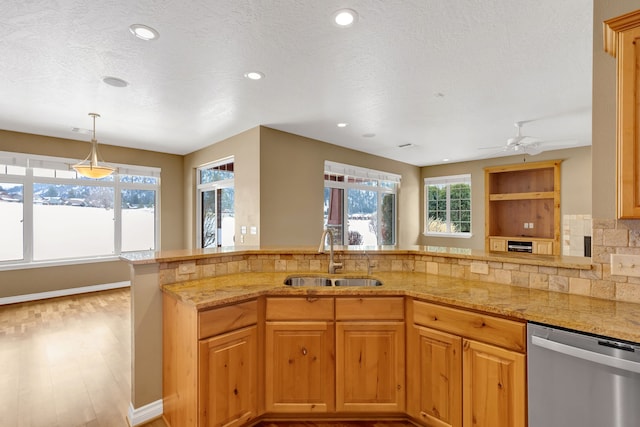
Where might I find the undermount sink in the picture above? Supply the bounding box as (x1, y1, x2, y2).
(283, 276, 383, 287)
(283, 276, 332, 287)
(334, 278, 383, 287)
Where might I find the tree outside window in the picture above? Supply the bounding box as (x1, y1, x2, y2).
(425, 175, 471, 236)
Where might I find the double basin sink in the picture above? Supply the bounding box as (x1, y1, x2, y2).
(284, 276, 383, 287)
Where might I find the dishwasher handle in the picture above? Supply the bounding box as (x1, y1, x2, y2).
(531, 335, 640, 374)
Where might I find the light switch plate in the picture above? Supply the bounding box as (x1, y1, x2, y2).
(611, 254, 640, 277)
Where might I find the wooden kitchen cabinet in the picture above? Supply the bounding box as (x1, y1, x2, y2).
(462, 339, 526, 427)
(407, 325, 462, 427)
(163, 295, 259, 427)
(265, 297, 335, 413)
(604, 10, 640, 218)
(484, 160, 561, 255)
(408, 299, 526, 427)
(199, 326, 257, 427)
(335, 297, 405, 413)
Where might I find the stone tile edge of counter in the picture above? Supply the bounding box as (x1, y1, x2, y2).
(120, 245, 593, 270)
(162, 271, 640, 344)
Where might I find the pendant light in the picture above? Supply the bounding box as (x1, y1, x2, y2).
(73, 113, 115, 179)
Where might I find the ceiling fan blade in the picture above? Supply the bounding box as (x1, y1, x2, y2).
(478, 145, 506, 150)
(523, 143, 542, 155)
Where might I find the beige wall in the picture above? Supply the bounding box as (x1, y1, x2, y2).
(419, 146, 592, 249)
(593, 0, 637, 219)
(182, 127, 261, 248)
(0, 130, 184, 298)
(259, 126, 422, 247)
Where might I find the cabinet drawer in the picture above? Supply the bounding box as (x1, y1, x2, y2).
(266, 297, 334, 320)
(412, 300, 525, 352)
(198, 300, 258, 339)
(335, 297, 404, 320)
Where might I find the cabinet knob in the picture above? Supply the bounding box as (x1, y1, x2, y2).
(301, 347, 308, 356)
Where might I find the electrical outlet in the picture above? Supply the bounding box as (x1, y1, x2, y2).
(529, 223, 534, 229)
(524, 223, 529, 229)
(178, 261, 196, 274)
(470, 262, 489, 275)
(611, 254, 640, 277)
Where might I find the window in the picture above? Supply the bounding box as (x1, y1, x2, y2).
(324, 161, 399, 246)
(0, 151, 160, 266)
(424, 174, 471, 237)
(197, 158, 234, 248)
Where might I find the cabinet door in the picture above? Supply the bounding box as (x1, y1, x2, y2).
(336, 321, 405, 412)
(610, 23, 640, 218)
(489, 238, 506, 252)
(265, 321, 335, 413)
(199, 325, 257, 427)
(533, 240, 553, 255)
(408, 326, 462, 427)
(462, 339, 526, 427)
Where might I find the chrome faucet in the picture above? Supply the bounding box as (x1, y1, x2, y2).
(318, 229, 343, 274)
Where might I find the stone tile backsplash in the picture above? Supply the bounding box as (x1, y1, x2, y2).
(159, 219, 640, 305)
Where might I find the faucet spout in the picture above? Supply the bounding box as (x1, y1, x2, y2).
(319, 229, 343, 274)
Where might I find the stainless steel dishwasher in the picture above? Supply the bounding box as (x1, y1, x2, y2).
(528, 322, 640, 427)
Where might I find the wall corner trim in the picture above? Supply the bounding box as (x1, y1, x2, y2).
(128, 400, 163, 426)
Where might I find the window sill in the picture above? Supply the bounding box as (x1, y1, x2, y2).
(0, 255, 122, 272)
(424, 232, 473, 239)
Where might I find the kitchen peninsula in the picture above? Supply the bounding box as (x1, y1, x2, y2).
(122, 246, 640, 426)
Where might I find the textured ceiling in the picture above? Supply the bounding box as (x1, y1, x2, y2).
(0, 0, 593, 166)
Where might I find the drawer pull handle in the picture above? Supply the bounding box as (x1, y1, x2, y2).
(306, 297, 319, 302)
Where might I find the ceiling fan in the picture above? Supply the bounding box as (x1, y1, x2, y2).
(480, 121, 543, 156)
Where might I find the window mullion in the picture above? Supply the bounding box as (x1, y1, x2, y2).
(23, 168, 34, 262)
(342, 189, 348, 245)
(446, 184, 452, 233)
(113, 178, 122, 254)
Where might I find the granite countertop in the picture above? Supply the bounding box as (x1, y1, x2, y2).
(123, 245, 593, 269)
(163, 271, 640, 344)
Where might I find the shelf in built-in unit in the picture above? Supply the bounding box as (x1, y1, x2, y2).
(489, 192, 555, 201)
(485, 160, 561, 255)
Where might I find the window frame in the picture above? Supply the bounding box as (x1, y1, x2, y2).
(0, 151, 161, 270)
(196, 157, 235, 248)
(324, 161, 400, 246)
(424, 174, 472, 238)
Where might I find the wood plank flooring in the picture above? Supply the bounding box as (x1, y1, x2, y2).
(0, 288, 131, 427)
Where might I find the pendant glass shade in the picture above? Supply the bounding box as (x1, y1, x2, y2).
(73, 113, 115, 179)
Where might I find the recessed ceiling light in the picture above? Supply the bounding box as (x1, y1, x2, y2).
(102, 76, 129, 87)
(129, 24, 159, 41)
(337, 122, 348, 128)
(244, 71, 264, 80)
(443, 158, 451, 162)
(333, 9, 358, 27)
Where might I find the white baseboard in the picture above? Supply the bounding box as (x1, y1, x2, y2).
(128, 399, 164, 426)
(0, 281, 130, 305)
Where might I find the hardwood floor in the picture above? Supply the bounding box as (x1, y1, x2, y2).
(0, 288, 131, 427)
